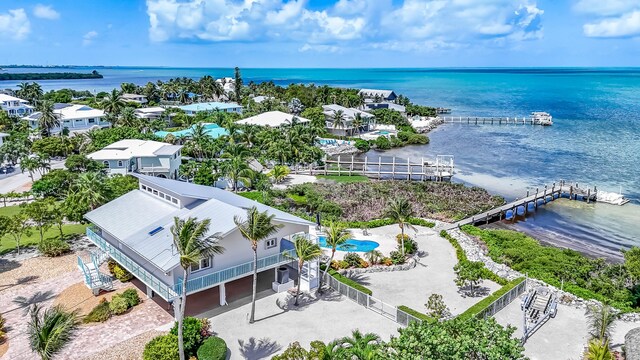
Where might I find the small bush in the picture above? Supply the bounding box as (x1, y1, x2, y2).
(109, 296, 129, 315)
(120, 288, 141, 307)
(143, 334, 179, 360)
(38, 237, 71, 257)
(382, 257, 393, 266)
(458, 278, 525, 320)
(399, 239, 418, 255)
(358, 259, 370, 268)
(398, 305, 435, 323)
(354, 139, 371, 152)
(84, 298, 111, 323)
(375, 136, 391, 150)
(337, 260, 349, 269)
(390, 250, 405, 265)
(197, 336, 227, 360)
(170, 317, 208, 358)
(108, 260, 134, 282)
(396, 233, 411, 243)
(344, 252, 363, 268)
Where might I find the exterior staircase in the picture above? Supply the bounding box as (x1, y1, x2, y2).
(77, 249, 113, 295)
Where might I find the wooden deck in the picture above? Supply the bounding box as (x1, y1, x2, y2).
(441, 116, 551, 126)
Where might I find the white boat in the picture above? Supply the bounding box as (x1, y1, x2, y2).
(531, 112, 553, 126)
(596, 190, 630, 206)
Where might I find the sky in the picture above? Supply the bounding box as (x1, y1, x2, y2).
(1, 0, 639, 67)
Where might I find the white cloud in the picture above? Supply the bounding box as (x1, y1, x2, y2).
(576, 0, 640, 38)
(584, 11, 640, 38)
(33, 4, 60, 20)
(83, 30, 98, 46)
(0, 8, 31, 40)
(145, 0, 544, 52)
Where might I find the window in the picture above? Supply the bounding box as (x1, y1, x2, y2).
(191, 257, 211, 272)
(117, 160, 123, 167)
(103, 161, 109, 168)
(171, 198, 178, 204)
(141, 185, 147, 191)
(265, 238, 277, 249)
(88, 118, 96, 123)
(152, 189, 158, 195)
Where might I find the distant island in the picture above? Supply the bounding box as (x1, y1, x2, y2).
(0, 70, 103, 81)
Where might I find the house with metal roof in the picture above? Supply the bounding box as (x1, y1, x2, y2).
(87, 139, 182, 179)
(322, 104, 375, 136)
(0, 94, 34, 116)
(122, 93, 148, 105)
(177, 102, 242, 115)
(23, 103, 109, 134)
(135, 106, 166, 120)
(80, 174, 316, 315)
(358, 89, 397, 102)
(236, 111, 310, 128)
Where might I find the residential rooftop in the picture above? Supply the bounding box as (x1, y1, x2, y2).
(87, 139, 182, 161)
(23, 103, 104, 121)
(236, 111, 310, 128)
(322, 104, 374, 119)
(177, 102, 242, 112)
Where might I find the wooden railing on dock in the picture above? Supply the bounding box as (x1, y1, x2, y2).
(291, 155, 455, 182)
(441, 116, 550, 126)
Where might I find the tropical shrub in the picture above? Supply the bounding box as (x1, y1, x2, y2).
(108, 296, 129, 315)
(120, 288, 141, 307)
(170, 317, 209, 358)
(389, 250, 405, 265)
(400, 239, 418, 255)
(382, 257, 393, 266)
(395, 233, 411, 243)
(84, 298, 111, 323)
(38, 237, 71, 257)
(0, 314, 5, 341)
(26, 304, 79, 360)
(354, 139, 370, 152)
(358, 259, 370, 268)
(425, 294, 450, 320)
(454, 260, 485, 296)
(365, 250, 383, 265)
(398, 305, 434, 323)
(375, 136, 391, 150)
(196, 336, 227, 360)
(344, 252, 363, 268)
(143, 334, 179, 360)
(107, 260, 134, 282)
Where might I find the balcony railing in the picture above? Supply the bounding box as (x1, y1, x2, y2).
(86, 227, 179, 300)
(175, 249, 297, 295)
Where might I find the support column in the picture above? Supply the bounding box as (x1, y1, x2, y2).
(172, 297, 182, 321)
(146, 285, 154, 299)
(219, 283, 226, 306)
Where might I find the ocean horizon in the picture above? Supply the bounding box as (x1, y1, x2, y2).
(2, 66, 639, 259)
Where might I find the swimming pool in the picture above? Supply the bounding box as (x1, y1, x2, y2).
(318, 236, 380, 252)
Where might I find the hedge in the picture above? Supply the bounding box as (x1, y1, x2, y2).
(342, 217, 435, 229)
(458, 277, 525, 320)
(322, 266, 373, 295)
(439, 230, 507, 286)
(398, 305, 436, 323)
(197, 336, 227, 360)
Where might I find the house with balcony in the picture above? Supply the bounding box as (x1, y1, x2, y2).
(81, 174, 316, 316)
(177, 102, 242, 115)
(24, 103, 109, 134)
(135, 106, 166, 120)
(322, 104, 375, 136)
(358, 89, 397, 102)
(122, 93, 148, 105)
(87, 139, 182, 179)
(236, 111, 310, 128)
(0, 94, 34, 116)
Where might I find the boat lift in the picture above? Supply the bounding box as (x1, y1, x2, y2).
(520, 286, 558, 343)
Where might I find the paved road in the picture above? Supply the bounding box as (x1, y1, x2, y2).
(0, 159, 65, 194)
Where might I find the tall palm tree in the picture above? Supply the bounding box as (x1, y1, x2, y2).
(171, 217, 224, 360)
(331, 110, 346, 132)
(37, 100, 60, 136)
(20, 156, 40, 182)
(288, 235, 322, 306)
(101, 89, 125, 116)
(352, 113, 364, 135)
(27, 304, 79, 360)
(118, 107, 139, 128)
(318, 222, 352, 291)
(72, 172, 108, 210)
(586, 302, 618, 343)
(384, 197, 416, 257)
(234, 207, 283, 323)
(219, 156, 252, 192)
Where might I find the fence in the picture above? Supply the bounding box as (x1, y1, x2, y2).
(322, 273, 423, 327)
(476, 279, 528, 319)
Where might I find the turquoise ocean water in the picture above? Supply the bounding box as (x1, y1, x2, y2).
(2, 67, 639, 259)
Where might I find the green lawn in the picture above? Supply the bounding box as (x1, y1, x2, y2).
(0, 224, 87, 254)
(0, 205, 23, 217)
(316, 175, 370, 183)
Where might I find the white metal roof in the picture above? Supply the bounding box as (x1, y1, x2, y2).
(85, 175, 313, 272)
(87, 139, 182, 161)
(322, 105, 373, 120)
(135, 107, 165, 114)
(0, 94, 29, 103)
(236, 111, 310, 127)
(358, 89, 396, 98)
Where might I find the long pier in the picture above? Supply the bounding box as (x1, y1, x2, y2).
(441, 116, 551, 126)
(453, 181, 597, 228)
(291, 155, 455, 182)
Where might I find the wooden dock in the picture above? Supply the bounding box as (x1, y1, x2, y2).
(453, 181, 598, 228)
(441, 116, 551, 126)
(291, 155, 455, 182)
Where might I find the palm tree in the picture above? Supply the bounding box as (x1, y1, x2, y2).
(171, 217, 225, 360)
(20, 156, 40, 182)
(37, 100, 60, 136)
(586, 302, 618, 343)
(27, 304, 79, 360)
(331, 110, 346, 133)
(219, 156, 252, 192)
(71, 172, 108, 210)
(268, 165, 290, 184)
(338, 330, 381, 360)
(234, 207, 283, 323)
(288, 235, 322, 306)
(318, 222, 352, 291)
(586, 338, 614, 360)
(352, 113, 364, 135)
(384, 197, 416, 257)
(101, 89, 125, 116)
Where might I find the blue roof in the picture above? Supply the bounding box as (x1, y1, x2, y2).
(155, 123, 229, 139)
(178, 102, 242, 112)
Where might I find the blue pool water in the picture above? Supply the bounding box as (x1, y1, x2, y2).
(155, 123, 229, 139)
(318, 236, 380, 252)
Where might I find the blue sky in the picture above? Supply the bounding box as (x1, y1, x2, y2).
(1, 0, 639, 67)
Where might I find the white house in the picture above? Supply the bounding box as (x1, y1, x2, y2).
(216, 77, 235, 93)
(236, 111, 310, 128)
(81, 175, 316, 315)
(358, 89, 397, 102)
(322, 104, 375, 136)
(23, 103, 109, 134)
(122, 93, 148, 105)
(135, 106, 166, 120)
(0, 94, 34, 116)
(87, 139, 182, 179)
(177, 102, 242, 115)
